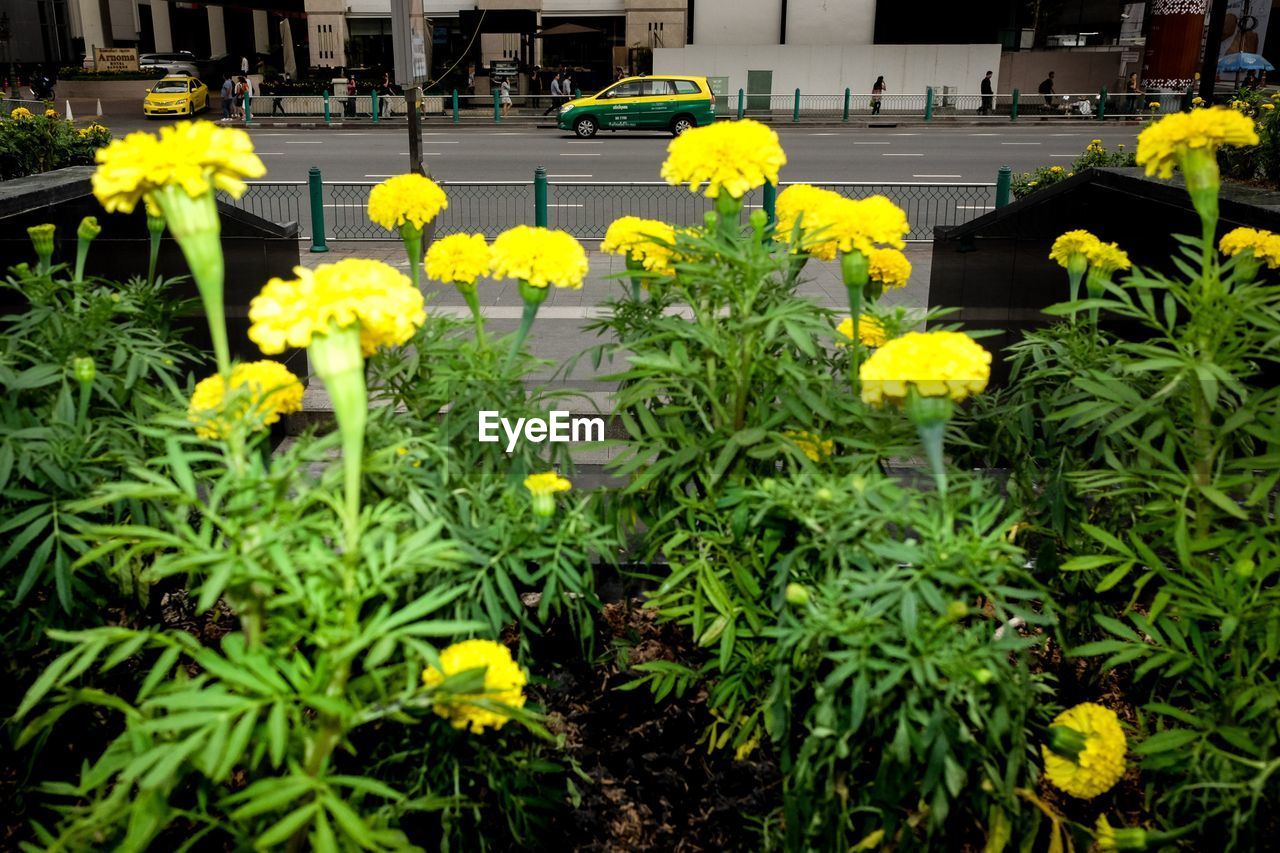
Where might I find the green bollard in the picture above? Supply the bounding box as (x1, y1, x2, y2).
(995, 165, 1012, 208)
(793, 88, 801, 122)
(737, 88, 744, 119)
(324, 91, 331, 124)
(1010, 88, 1019, 122)
(372, 89, 379, 123)
(763, 181, 777, 226)
(452, 89, 459, 123)
(843, 87, 851, 122)
(1182, 84, 1194, 111)
(924, 86, 933, 121)
(244, 92, 252, 123)
(308, 166, 329, 253)
(1097, 86, 1107, 120)
(534, 166, 548, 227)
(494, 91, 501, 122)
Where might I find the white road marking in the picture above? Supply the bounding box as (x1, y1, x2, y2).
(285, 140, 324, 144)
(853, 141, 891, 145)
(1050, 133, 1080, 136)
(256, 153, 284, 156)
(969, 133, 1000, 136)
(914, 174, 962, 178)
(1001, 141, 1041, 145)
(882, 153, 923, 156)
(809, 132, 839, 136)
(1049, 154, 1076, 158)
(559, 152, 601, 156)
(889, 132, 920, 136)
(364, 174, 397, 177)
(548, 174, 593, 178)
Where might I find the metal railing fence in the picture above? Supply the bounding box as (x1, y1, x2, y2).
(218, 174, 998, 244)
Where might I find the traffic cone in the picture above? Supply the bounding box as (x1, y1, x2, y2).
(95, 98, 103, 117)
(65, 100, 73, 120)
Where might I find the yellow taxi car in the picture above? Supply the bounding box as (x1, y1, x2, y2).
(557, 75, 716, 138)
(143, 76, 209, 117)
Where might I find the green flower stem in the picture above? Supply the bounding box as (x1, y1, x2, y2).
(714, 192, 743, 238)
(458, 283, 487, 346)
(1046, 724, 1087, 762)
(1085, 269, 1111, 325)
(1179, 148, 1220, 282)
(905, 389, 954, 495)
(308, 325, 367, 556)
(841, 250, 870, 389)
(1066, 253, 1087, 306)
(146, 214, 165, 285)
(76, 379, 93, 428)
(73, 242, 90, 283)
(504, 281, 548, 373)
(152, 188, 231, 375)
(626, 255, 644, 301)
(399, 221, 424, 290)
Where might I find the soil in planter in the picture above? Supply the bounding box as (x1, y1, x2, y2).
(526, 599, 781, 852)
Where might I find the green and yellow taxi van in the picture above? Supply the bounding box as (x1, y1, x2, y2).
(557, 75, 716, 138)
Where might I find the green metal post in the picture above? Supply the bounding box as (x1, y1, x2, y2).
(574, 88, 581, 97)
(493, 91, 500, 122)
(1097, 86, 1107, 120)
(324, 91, 331, 124)
(308, 166, 329, 253)
(1182, 83, 1194, 111)
(995, 165, 1012, 209)
(763, 181, 777, 226)
(793, 88, 801, 122)
(1010, 88, 1020, 122)
(737, 88, 744, 119)
(244, 92, 252, 122)
(924, 86, 933, 121)
(372, 89, 379, 123)
(534, 166, 548, 227)
(452, 89, 459, 123)
(843, 87, 851, 122)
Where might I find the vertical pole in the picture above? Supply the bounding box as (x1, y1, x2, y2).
(737, 87, 744, 119)
(1182, 83, 1194, 111)
(995, 165, 1012, 209)
(324, 91, 331, 124)
(1097, 86, 1107, 120)
(843, 87, 850, 122)
(372, 89, 379, 123)
(1010, 88, 1020, 122)
(408, 86, 424, 176)
(244, 92, 252, 123)
(924, 86, 933, 121)
(493, 90, 500, 122)
(793, 88, 800, 122)
(452, 89, 459, 123)
(534, 166, 548, 227)
(308, 166, 329, 253)
(763, 181, 777, 226)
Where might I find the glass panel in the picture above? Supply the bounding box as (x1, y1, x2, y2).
(673, 80, 699, 95)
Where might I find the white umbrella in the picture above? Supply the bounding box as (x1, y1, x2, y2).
(280, 19, 297, 80)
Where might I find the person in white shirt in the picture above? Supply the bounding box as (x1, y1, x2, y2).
(544, 73, 562, 115)
(240, 56, 249, 75)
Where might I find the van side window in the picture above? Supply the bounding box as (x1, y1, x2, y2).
(605, 82, 643, 99)
(643, 80, 675, 96)
(673, 80, 700, 95)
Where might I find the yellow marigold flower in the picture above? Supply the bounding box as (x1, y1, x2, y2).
(836, 195, 910, 254)
(425, 233, 491, 285)
(248, 259, 426, 356)
(524, 471, 571, 496)
(1136, 107, 1259, 180)
(775, 184, 846, 259)
(866, 247, 912, 289)
(187, 360, 304, 439)
(10, 107, 32, 120)
(92, 120, 265, 214)
(837, 314, 887, 347)
(1090, 138, 1102, 145)
(1264, 103, 1276, 111)
(1086, 241, 1131, 275)
(422, 639, 527, 734)
(44, 108, 57, 118)
(1191, 96, 1205, 107)
(601, 216, 677, 274)
(660, 118, 787, 199)
(490, 225, 588, 290)
(1049, 229, 1101, 267)
(1147, 101, 1161, 111)
(859, 330, 992, 406)
(1219, 226, 1280, 267)
(1042, 702, 1127, 799)
(367, 173, 448, 231)
(783, 430, 834, 462)
(1028, 180, 1039, 187)
(1050, 165, 1064, 173)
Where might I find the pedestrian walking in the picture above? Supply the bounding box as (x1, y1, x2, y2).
(240, 55, 249, 76)
(220, 74, 234, 121)
(531, 65, 543, 110)
(871, 75, 885, 115)
(563, 71, 575, 99)
(1124, 72, 1141, 115)
(234, 76, 249, 120)
(1039, 71, 1055, 108)
(345, 75, 357, 118)
(544, 72, 562, 115)
(979, 70, 994, 115)
(379, 72, 395, 117)
(499, 77, 512, 118)
(270, 76, 286, 115)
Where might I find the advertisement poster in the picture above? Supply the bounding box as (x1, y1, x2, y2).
(1220, 0, 1272, 60)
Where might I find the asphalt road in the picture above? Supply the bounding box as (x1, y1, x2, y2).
(101, 119, 1141, 184)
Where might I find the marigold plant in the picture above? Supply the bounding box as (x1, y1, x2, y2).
(422, 639, 528, 734)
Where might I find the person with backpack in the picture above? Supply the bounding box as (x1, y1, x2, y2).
(871, 76, 885, 115)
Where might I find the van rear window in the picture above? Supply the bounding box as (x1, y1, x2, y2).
(673, 80, 701, 95)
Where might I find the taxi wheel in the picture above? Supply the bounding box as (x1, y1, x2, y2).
(670, 115, 695, 136)
(574, 116, 598, 138)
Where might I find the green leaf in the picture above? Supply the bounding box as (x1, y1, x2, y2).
(1133, 729, 1200, 755)
(255, 802, 320, 848)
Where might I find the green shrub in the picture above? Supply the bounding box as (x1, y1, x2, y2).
(0, 113, 112, 180)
